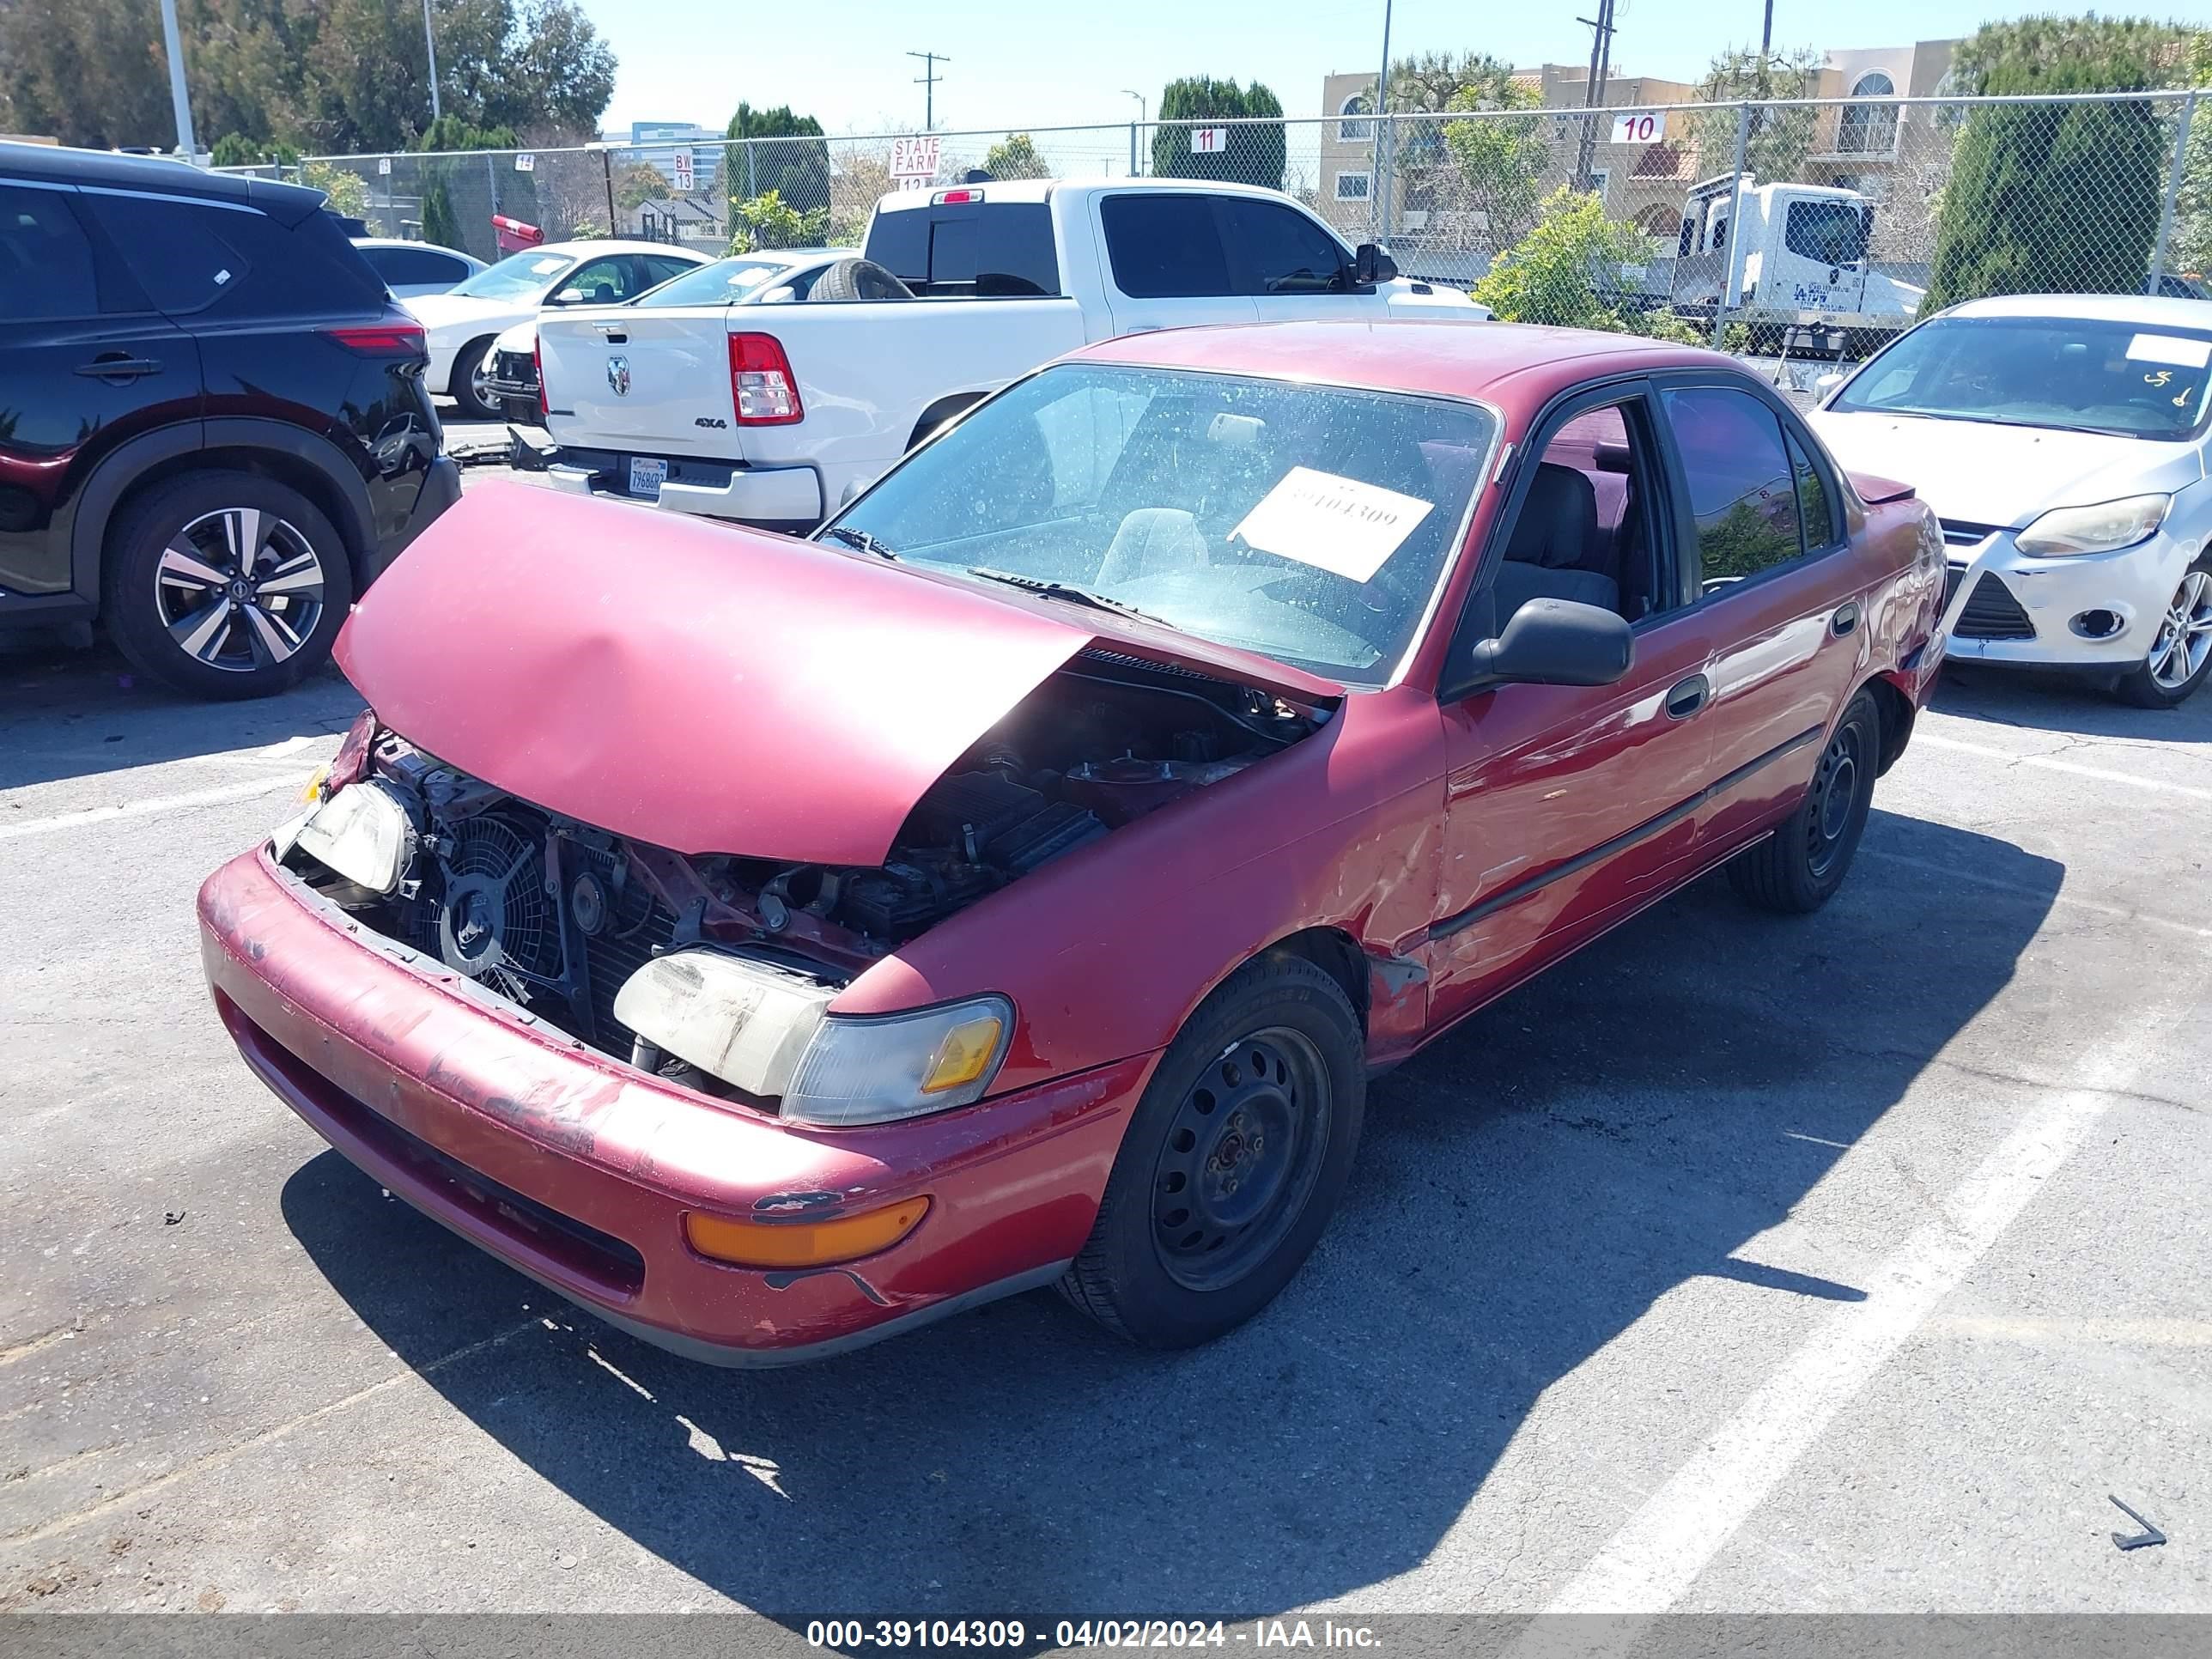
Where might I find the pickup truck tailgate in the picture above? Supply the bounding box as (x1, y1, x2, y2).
(541, 307, 741, 460)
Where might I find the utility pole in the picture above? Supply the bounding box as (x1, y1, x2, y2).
(1760, 0, 1775, 58)
(1373, 0, 1394, 241)
(1572, 0, 1617, 189)
(1122, 90, 1146, 177)
(422, 0, 441, 122)
(908, 51, 950, 131)
(156, 0, 197, 157)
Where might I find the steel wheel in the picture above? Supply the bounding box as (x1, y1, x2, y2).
(2148, 569, 2212, 690)
(1149, 1027, 1333, 1294)
(1804, 717, 1866, 880)
(153, 507, 329, 675)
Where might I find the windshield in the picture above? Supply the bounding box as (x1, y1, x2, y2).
(820, 363, 1497, 684)
(1833, 313, 2212, 439)
(449, 250, 576, 301)
(638, 256, 805, 307)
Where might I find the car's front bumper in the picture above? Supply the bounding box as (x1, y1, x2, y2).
(198, 848, 1150, 1365)
(1938, 526, 2195, 672)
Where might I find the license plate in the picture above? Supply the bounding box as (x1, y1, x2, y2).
(629, 457, 667, 499)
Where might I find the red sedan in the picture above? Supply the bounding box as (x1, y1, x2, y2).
(199, 321, 1945, 1364)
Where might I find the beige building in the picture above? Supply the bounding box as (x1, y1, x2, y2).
(1802, 40, 1960, 202)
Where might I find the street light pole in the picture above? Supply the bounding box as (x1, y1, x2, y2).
(1122, 90, 1146, 177)
(156, 0, 197, 157)
(1373, 0, 1394, 240)
(422, 0, 442, 121)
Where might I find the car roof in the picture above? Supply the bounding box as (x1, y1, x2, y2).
(1070, 319, 1731, 410)
(1941, 292, 2212, 328)
(522, 239, 715, 259)
(872, 174, 1313, 211)
(1, 140, 325, 218)
(350, 236, 480, 258)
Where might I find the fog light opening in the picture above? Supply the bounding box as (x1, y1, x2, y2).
(2070, 609, 2124, 641)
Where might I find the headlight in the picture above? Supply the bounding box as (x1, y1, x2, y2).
(782, 997, 1014, 1127)
(2014, 495, 2170, 556)
(612, 949, 838, 1095)
(292, 778, 415, 895)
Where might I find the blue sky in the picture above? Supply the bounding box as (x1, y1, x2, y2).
(578, 0, 2115, 135)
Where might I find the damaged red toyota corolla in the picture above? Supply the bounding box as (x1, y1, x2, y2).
(199, 321, 1945, 1365)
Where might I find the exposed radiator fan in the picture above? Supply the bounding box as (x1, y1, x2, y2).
(408, 811, 561, 1003)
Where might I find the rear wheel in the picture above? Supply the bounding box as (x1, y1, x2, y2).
(101, 470, 351, 700)
(1727, 690, 1880, 913)
(2115, 556, 2212, 708)
(1060, 955, 1364, 1348)
(448, 335, 500, 419)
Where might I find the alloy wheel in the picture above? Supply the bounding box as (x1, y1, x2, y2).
(2148, 570, 2212, 690)
(470, 349, 496, 411)
(1150, 1027, 1332, 1293)
(153, 507, 328, 674)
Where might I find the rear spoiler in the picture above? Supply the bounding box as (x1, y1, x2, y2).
(1850, 471, 1916, 506)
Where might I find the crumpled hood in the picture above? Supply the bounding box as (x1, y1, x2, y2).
(337, 485, 1336, 866)
(1809, 407, 2204, 526)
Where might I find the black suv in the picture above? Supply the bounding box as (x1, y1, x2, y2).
(0, 143, 459, 698)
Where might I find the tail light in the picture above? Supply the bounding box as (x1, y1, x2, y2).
(325, 320, 427, 358)
(729, 332, 803, 425)
(533, 333, 548, 418)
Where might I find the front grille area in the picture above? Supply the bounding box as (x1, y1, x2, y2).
(490, 348, 536, 387)
(1954, 572, 2036, 640)
(1943, 563, 1966, 611)
(1940, 519, 2004, 548)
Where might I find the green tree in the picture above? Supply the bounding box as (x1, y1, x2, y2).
(1926, 15, 2181, 307)
(2162, 30, 2211, 277)
(722, 103, 830, 216)
(1473, 185, 1656, 327)
(1152, 76, 1285, 191)
(729, 189, 830, 253)
(984, 132, 1050, 179)
(412, 116, 524, 259)
(614, 161, 671, 210)
(301, 160, 372, 218)
(1441, 72, 1550, 250)
(1689, 45, 1824, 183)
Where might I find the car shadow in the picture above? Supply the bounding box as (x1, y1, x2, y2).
(1932, 663, 2212, 744)
(281, 808, 2058, 1619)
(0, 637, 363, 791)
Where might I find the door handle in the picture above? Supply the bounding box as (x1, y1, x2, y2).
(1665, 673, 1711, 720)
(1831, 601, 1861, 638)
(75, 356, 162, 380)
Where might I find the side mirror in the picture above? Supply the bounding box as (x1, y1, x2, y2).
(551, 287, 585, 305)
(1352, 242, 1398, 286)
(1453, 599, 1633, 696)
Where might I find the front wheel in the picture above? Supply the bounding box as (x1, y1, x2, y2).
(448, 336, 500, 420)
(1728, 690, 1881, 913)
(1060, 954, 1365, 1348)
(2115, 556, 2212, 708)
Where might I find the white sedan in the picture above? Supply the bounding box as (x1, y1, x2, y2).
(349, 237, 484, 298)
(404, 240, 713, 418)
(1811, 293, 2212, 707)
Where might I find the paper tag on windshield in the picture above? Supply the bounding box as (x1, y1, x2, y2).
(1229, 467, 1434, 585)
(531, 257, 568, 275)
(2126, 333, 2211, 368)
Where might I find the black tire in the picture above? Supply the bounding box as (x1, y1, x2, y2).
(1728, 689, 1881, 914)
(1060, 954, 1365, 1348)
(2114, 552, 2212, 708)
(100, 470, 352, 701)
(448, 335, 500, 419)
(809, 257, 914, 302)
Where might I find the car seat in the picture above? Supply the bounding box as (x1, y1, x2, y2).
(1492, 462, 1621, 617)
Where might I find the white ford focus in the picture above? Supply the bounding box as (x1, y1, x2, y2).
(1810, 293, 2212, 707)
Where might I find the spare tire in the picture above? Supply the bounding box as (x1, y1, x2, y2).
(809, 258, 915, 301)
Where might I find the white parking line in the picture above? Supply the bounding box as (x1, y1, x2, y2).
(1916, 732, 2212, 802)
(1527, 988, 2191, 1632)
(0, 776, 297, 841)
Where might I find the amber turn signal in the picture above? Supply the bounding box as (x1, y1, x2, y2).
(684, 1195, 932, 1269)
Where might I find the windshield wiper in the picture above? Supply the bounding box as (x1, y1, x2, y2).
(965, 566, 1176, 629)
(820, 526, 896, 559)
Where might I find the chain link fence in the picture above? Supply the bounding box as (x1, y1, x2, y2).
(229, 91, 2210, 360)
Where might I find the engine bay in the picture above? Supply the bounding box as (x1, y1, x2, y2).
(283, 653, 1326, 1067)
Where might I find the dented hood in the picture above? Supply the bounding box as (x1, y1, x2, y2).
(338, 485, 1334, 866)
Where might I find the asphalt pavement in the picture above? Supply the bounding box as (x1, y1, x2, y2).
(2, 507, 2207, 1623)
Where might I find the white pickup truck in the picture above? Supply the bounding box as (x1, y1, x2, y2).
(537, 176, 1490, 530)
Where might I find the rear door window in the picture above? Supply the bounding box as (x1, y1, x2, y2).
(1661, 385, 1805, 591)
(0, 185, 103, 319)
(1099, 194, 1232, 298)
(1224, 198, 1349, 295)
(81, 192, 248, 315)
(861, 202, 1059, 295)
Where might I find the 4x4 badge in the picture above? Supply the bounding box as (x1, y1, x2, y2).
(605, 356, 630, 397)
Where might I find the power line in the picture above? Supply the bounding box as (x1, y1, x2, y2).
(907, 51, 951, 131)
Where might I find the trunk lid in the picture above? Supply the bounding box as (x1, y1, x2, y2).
(337, 485, 1336, 866)
(540, 306, 750, 459)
